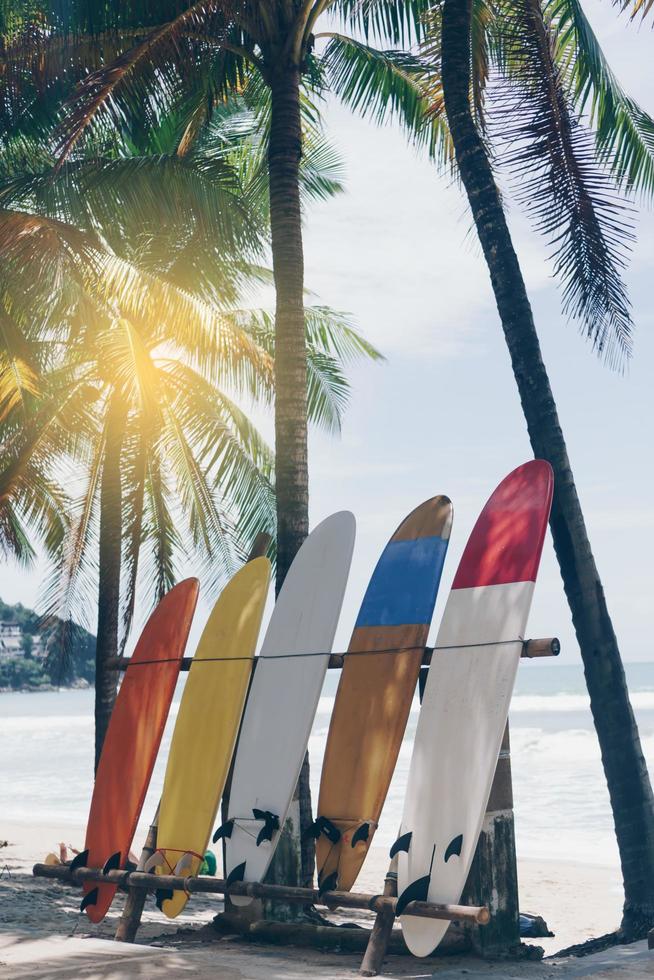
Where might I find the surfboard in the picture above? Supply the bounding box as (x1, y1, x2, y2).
(78, 578, 199, 922)
(150, 557, 271, 917)
(218, 511, 356, 904)
(396, 460, 553, 956)
(315, 496, 453, 894)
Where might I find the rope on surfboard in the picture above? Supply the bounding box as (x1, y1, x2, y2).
(116, 637, 528, 667)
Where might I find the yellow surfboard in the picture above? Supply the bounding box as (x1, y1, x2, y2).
(151, 557, 270, 917)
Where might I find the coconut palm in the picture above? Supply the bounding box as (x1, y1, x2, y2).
(0, 106, 380, 765)
(0, 1, 428, 890)
(434, 0, 654, 939)
(0, 2, 431, 605)
(0, 206, 274, 757)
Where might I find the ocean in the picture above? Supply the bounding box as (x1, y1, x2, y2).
(2, 661, 653, 869)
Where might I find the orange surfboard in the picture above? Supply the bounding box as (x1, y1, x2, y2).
(77, 579, 199, 922)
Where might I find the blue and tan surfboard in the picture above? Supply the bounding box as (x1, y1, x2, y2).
(314, 496, 453, 893)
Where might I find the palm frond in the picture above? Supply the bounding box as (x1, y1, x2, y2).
(493, 0, 634, 366)
(159, 359, 275, 575)
(89, 252, 275, 397)
(235, 304, 382, 429)
(333, 0, 432, 45)
(321, 34, 448, 157)
(610, 0, 654, 24)
(0, 300, 42, 421)
(143, 452, 180, 604)
(54, 2, 245, 164)
(119, 424, 146, 652)
(546, 0, 654, 199)
(303, 305, 385, 363)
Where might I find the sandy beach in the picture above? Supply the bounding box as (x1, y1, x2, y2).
(2, 672, 652, 978)
(2, 818, 645, 979)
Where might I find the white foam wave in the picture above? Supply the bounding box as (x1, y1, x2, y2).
(0, 714, 92, 735)
(316, 690, 654, 717)
(512, 691, 654, 713)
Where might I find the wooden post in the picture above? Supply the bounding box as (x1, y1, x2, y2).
(462, 723, 520, 955)
(360, 855, 398, 977)
(114, 806, 159, 942)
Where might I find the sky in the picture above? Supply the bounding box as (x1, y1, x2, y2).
(0, 0, 652, 666)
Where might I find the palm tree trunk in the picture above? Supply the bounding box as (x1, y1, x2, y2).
(442, 0, 654, 938)
(94, 405, 124, 772)
(266, 62, 314, 897)
(269, 63, 309, 594)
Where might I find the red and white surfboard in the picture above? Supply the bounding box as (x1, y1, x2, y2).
(395, 460, 553, 956)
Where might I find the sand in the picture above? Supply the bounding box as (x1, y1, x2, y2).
(1, 817, 644, 979)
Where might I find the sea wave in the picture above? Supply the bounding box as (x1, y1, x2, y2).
(511, 691, 654, 713)
(0, 714, 92, 735)
(315, 690, 654, 717)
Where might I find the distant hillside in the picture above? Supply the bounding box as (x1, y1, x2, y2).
(0, 598, 95, 691)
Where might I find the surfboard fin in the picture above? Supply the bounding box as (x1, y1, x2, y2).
(80, 887, 98, 912)
(444, 834, 463, 862)
(212, 819, 234, 844)
(306, 816, 341, 844)
(102, 851, 121, 875)
(351, 823, 370, 848)
(318, 870, 339, 896)
(155, 888, 174, 911)
(389, 831, 412, 859)
(418, 666, 429, 704)
(69, 849, 89, 873)
(395, 874, 430, 916)
(143, 850, 165, 874)
(174, 852, 195, 875)
(225, 861, 246, 887)
(253, 809, 280, 846)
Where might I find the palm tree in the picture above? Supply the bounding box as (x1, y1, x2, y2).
(0, 181, 379, 773)
(0, 0, 425, 889)
(438, 0, 654, 939)
(0, 1, 429, 591)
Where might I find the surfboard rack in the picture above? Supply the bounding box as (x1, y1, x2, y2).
(32, 859, 490, 925)
(105, 636, 560, 673)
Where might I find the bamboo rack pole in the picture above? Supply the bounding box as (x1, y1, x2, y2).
(32, 863, 489, 925)
(114, 806, 159, 943)
(105, 637, 560, 673)
(360, 855, 398, 976)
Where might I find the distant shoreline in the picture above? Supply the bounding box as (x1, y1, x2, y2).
(0, 679, 91, 695)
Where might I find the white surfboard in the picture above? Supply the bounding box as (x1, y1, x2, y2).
(217, 511, 356, 902)
(396, 461, 552, 956)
